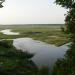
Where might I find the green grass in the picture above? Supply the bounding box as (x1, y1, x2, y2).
(0, 25, 69, 46)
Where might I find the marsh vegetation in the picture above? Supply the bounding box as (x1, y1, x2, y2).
(0, 24, 69, 46)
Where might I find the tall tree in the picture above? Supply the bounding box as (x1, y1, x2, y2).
(0, 0, 5, 8)
(52, 0, 75, 75)
(55, 0, 75, 8)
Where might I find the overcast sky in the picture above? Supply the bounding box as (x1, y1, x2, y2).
(0, 0, 67, 24)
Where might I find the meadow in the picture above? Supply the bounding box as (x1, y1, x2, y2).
(0, 24, 69, 46)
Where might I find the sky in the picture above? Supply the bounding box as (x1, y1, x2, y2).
(0, 0, 67, 24)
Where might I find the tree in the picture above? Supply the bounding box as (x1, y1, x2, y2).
(0, 0, 5, 8)
(55, 0, 75, 8)
(52, 0, 75, 75)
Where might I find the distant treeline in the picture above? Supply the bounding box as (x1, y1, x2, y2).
(0, 24, 64, 26)
(0, 24, 64, 30)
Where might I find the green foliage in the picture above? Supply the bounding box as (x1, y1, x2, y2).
(0, 0, 5, 8)
(52, 42, 75, 75)
(61, 26, 65, 32)
(0, 40, 11, 48)
(0, 4, 3, 8)
(52, 0, 75, 75)
(55, 0, 75, 8)
(65, 8, 75, 33)
(37, 67, 49, 75)
(0, 40, 38, 75)
(0, 40, 49, 75)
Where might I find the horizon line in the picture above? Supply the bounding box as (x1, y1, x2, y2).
(0, 24, 64, 25)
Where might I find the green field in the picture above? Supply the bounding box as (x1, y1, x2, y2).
(0, 24, 69, 46)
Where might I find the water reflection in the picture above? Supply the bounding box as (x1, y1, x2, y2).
(0, 29, 19, 35)
(13, 38, 68, 68)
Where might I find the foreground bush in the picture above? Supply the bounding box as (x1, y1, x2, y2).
(0, 40, 49, 75)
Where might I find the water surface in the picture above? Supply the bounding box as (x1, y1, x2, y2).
(13, 38, 68, 68)
(0, 29, 19, 35)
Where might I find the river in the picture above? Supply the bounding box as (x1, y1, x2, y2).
(13, 38, 69, 68)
